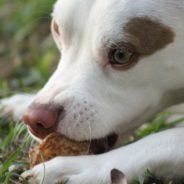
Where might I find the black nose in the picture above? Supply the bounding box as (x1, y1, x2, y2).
(23, 103, 64, 139)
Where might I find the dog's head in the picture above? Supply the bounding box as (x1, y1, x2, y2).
(23, 0, 184, 150)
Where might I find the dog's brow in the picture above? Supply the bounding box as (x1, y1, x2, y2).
(124, 17, 175, 56)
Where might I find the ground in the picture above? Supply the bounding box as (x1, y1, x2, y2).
(0, 1, 184, 183)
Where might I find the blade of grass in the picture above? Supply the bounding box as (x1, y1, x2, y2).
(0, 124, 15, 151)
(0, 148, 20, 179)
(4, 172, 11, 184)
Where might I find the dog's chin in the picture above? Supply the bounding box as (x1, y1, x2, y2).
(28, 126, 118, 154)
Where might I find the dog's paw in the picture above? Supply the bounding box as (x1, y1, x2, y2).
(21, 156, 112, 184)
(0, 94, 34, 120)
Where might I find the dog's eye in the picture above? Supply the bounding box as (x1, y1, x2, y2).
(110, 47, 132, 65)
(109, 46, 138, 69)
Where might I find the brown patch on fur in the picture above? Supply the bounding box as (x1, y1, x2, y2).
(111, 169, 127, 184)
(124, 17, 175, 56)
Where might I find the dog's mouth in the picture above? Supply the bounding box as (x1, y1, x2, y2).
(28, 126, 118, 154)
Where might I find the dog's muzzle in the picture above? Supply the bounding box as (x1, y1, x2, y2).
(23, 103, 118, 154)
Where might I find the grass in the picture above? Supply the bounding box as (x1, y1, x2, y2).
(0, 0, 57, 183)
(0, 119, 31, 183)
(0, 0, 59, 98)
(0, 0, 184, 184)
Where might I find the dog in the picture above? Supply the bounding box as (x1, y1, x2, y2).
(1, 0, 184, 183)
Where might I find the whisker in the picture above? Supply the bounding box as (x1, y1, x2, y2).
(86, 119, 92, 154)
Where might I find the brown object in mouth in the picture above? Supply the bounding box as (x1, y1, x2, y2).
(29, 133, 90, 168)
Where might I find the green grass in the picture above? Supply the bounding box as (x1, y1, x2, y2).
(0, 0, 57, 183)
(0, 0, 184, 184)
(0, 0, 59, 98)
(0, 118, 32, 183)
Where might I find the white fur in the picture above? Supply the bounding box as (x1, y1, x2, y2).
(1, 0, 184, 183)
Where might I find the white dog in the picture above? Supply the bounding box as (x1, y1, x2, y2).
(1, 0, 184, 183)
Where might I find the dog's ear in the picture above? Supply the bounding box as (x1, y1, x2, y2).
(111, 168, 128, 184)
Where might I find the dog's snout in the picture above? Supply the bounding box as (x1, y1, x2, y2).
(23, 103, 63, 139)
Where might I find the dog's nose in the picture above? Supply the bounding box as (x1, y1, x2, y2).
(23, 103, 63, 139)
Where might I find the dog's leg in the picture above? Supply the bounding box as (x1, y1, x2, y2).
(0, 94, 34, 120)
(21, 128, 184, 184)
